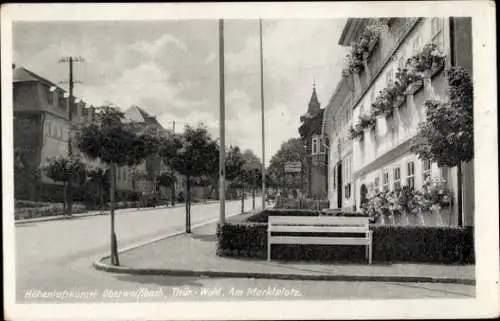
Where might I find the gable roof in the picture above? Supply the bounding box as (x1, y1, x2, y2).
(13, 67, 62, 91)
(124, 105, 163, 128)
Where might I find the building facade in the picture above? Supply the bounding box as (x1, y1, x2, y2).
(299, 85, 328, 199)
(323, 17, 474, 226)
(13, 66, 175, 203)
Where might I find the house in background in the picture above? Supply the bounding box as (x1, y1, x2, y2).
(13, 65, 95, 201)
(299, 84, 328, 199)
(322, 75, 356, 211)
(322, 17, 474, 226)
(13, 65, 178, 203)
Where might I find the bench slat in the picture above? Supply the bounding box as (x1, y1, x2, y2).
(270, 225, 368, 233)
(269, 236, 370, 245)
(269, 216, 369, 226)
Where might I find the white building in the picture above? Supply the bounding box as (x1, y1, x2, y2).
(323, 17, 474, 226)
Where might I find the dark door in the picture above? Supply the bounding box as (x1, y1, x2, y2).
(337, 162, 342, 208)
(360, 184, 368, 206)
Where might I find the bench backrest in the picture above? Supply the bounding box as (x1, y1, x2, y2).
(269, 215, 369, 227)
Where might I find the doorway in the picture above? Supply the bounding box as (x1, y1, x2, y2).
(337, 162, 342, 208)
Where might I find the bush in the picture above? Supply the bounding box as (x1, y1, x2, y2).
(216, 213, 475, 263)
(216, 222, 268, 259)
(372, 225, 473, 263)
(15, 203, 87, 220)
(15, 200, 52, 208)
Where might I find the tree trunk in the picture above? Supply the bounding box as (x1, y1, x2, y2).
(252, 187, 255, 210)
(186, 176, 191, 233)
(67, 178, 73, 216)
(171, 183, 176, 206)
(110, 164, 119, 266)
(457, 162, 463, 227)
(63, 181, 67, 214)
(241, 184, 245, 213)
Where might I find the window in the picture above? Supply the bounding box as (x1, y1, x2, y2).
(431, 18, 444, 50)
(46, 121, 51, 137)
(393, 167, 401, 191)
(344, 155, 352, 183)
(312, 137, 318, 155)
(422, 159, 431, 183)
(440, 166, 449, 183)
(319, 138, 326, 154)
(46, 86, 53, 104)
(58, 92, 66, 110)
(413, 35, 422, 54)
(382, 170, 389, 191)
(333, 167, 336, 189)
(398, 56, 405, 70)
(406, 161, 415, 189)
(386, 67, 393, 87)
(374, 177, 380, 193)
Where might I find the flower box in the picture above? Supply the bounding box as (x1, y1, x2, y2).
(367, 37, 378, 53)
(393, 95, 405, 108)
(405, 79, 423, 95)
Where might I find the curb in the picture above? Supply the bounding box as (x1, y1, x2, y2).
(14, 199, 224, 225)
(92, 208, 475, 286)
(92, 260, 475, 285)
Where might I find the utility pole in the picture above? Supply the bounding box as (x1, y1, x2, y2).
(219, 19, 226, 225)
(172, 120, 175, 133)
(59, 56, 84, 217)
(259, 18, 266, 209)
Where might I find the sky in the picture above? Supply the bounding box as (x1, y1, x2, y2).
(13, 19, 348, 165)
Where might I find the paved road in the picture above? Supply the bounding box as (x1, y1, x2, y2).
(15, 197, 474, 303)
(15, 198, 256, 302)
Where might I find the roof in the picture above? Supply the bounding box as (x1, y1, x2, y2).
(124, 105, 163, 128)
(13, 67, 61, 91)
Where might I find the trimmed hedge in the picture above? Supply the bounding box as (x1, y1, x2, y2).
(216, 213, 475, 263)
(216, 222, 268, 259)
(15, 203, 87, 220)
(246, 209, 320, 223)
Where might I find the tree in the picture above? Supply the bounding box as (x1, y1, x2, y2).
(42, 156, 87, 215)
(75, 106, 159, 265)
(225, 145, 246, 212)
(241, 149, 262, 209)
(268, 138, 307, 196)
(159, 124, 218, 233)
(411, 66, 473, 227)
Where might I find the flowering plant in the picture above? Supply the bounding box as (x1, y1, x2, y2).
(407, 43, 446, 74)
(348, 123, 364, 141)
(422, 177, 451, 208)
(371, 88, 396, 116)
(358, 26, 380, 53)
(358, 113, 377, 131)
(342, 43, 365, 77)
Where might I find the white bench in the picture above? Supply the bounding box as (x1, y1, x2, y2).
(267, 216, 372, 264)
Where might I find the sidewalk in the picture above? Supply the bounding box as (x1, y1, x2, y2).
(15, 200, 220, 225)
(95, 220, 475, 285)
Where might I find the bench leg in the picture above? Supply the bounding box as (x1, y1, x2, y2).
(368, 232, 373, 264)
(267, 243, 271, 261)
